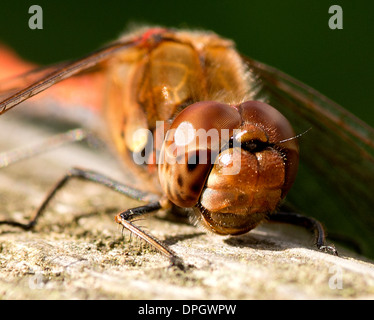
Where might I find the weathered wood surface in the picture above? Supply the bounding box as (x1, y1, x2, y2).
(0, 114, 373, 300)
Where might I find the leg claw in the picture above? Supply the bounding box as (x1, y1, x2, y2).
(318, 245, 339, 256)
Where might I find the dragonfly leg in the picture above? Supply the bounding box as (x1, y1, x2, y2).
(268, 211, 338, 256)
(115, 205, 185, 269)
(0, 166, 160, 230)
(0, 167, 185, 268)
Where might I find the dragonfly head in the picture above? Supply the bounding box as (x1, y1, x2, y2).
(158, 100, 299, 235)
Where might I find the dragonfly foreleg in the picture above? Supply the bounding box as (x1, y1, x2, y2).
(0, 166, 185, 268)
(115, 204, 185, 270)
(268, 211, 338, 256)
(0, 167, 160, 230)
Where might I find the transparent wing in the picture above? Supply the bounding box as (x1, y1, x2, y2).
(244, 56, 374, 257)
(0, 62, 68, 102)
(0, 38, 138, 115)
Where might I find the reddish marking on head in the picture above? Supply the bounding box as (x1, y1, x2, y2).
(140, 28, 168, 41)
(137, 28, 168, 48)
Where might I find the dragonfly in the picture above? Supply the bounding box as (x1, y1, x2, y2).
(0, 27, 373, 268)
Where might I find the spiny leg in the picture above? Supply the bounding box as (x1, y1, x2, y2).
(0, 167, 160, 230)
(269, 211, 338, 256)
(115, 204, 185, 269)
(0, 167, 185, 268)
(0, 129, 88, 228)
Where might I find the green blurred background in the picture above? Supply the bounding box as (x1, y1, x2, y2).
(0, 0, 373, 126)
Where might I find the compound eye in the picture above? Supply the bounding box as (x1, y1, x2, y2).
(236, 100, 296, 145)
(158, 101, 241, 207)
(236, 101, 299, 196)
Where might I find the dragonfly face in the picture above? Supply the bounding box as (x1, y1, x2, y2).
(159, 100, 298, 235)
(0, 27, 373, 259)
